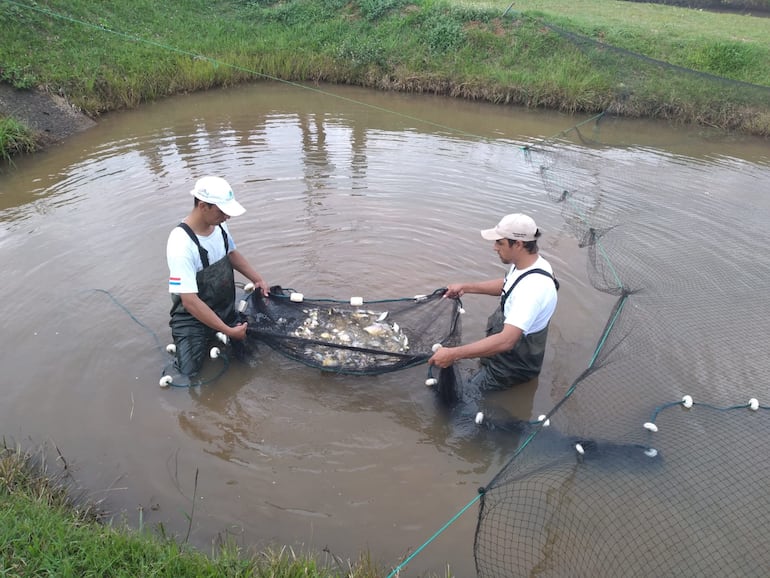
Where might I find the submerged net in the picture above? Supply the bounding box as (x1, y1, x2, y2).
(471, 115, 770, 576)
(239, 286, 461, 375)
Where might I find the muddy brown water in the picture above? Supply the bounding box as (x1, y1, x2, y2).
(0, 82, 768, 577)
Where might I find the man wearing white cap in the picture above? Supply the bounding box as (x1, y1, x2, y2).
(166, 176, 270, 376)
(429, 213, 558, 390)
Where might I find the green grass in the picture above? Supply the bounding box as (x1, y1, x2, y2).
(0, 442, 424, 578)
(0, 0, 768, 153)
(499, 0, 770, 82)
(0, 116, 36, 163)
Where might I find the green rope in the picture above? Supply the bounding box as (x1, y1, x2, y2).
(91, 289, 230, 388)
(13, 1, 631, 568)
(4, 0, 492, 142)
(588, 294, 627, 369)
(90, 288, 163, 352)
(386, 492, 482, 578)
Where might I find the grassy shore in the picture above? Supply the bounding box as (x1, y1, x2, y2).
(0, 116, 35, 162)
(0, 442, 402, 577)
(0, 0, 768, 162)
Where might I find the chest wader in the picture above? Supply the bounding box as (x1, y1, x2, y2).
(473, 269, 559, 391)
(169, 223, 236, 376)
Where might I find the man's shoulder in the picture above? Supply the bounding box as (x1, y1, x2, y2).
(167, 224, 198, 254)
(514, 258, 553, 278)
(168, 224, 180, 234)
(512, 260, 558, 295)
(533, 255, 553, 273)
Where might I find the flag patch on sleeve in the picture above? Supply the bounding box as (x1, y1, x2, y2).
(169, 277, 181, 287)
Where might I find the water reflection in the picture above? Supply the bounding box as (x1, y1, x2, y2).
(177, 351, 529, 477)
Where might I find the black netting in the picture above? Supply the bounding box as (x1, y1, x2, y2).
(472, 115, 770, 577)
(238, 286, 461, 375)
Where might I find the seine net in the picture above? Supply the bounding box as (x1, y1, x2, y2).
(238, 286, 462, 375)
(471, 115, 770, 577)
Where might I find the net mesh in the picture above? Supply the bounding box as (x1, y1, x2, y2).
(239, 286, 461, 375)
(537, 16, 770, 136)
(473, 115, 770, 576)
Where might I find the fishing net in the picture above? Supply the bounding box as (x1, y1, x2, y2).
(470, 114, 770, 577)
(238, 286, 462, 375)
(532, 12, 770, 136)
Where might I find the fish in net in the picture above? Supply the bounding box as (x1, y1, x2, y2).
(238, 286, 462, 375)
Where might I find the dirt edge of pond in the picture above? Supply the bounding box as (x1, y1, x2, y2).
(0, 83, 97, 148)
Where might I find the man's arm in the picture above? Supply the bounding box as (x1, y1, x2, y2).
(445, 278, 504, 299)
(428, 323, 523, 368)
(179, 293, 248, 340)
(228, 249, 269, 296)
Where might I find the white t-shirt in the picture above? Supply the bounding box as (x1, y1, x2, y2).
(502, 255, 558, 335)
(167, 223, 236, 294)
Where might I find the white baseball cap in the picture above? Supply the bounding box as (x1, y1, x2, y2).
(190, 176, 245, 217)
(481, 213, 538, 241)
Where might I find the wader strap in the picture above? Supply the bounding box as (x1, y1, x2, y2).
(500, 268, 560, 311)
(177, 223, 230, 269)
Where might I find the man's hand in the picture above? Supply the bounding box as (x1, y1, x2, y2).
(429, 346, 456, 368)
(226, 322, 248, 341)
(252, 277, 270, 297)
(444, 284, 465, 299)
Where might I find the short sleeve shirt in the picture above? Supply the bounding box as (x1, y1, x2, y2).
(167, 222, 236, 294)
(502, 255, 558, 335)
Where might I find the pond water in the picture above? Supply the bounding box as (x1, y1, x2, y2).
(0, 82, 767, 577)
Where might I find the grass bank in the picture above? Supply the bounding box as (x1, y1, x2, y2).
(0, 116, 35, 162)
(0, 0, 769, 160)
(0, 442, 411, 577)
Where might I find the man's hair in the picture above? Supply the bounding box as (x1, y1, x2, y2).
(507, 230, 541, 254)
(193, 198, 217, 210)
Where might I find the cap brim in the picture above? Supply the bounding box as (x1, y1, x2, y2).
(217, 199, 246, 217)
(480, 227, 503, 240)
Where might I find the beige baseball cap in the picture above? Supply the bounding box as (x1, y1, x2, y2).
(480, 213, 538, 241)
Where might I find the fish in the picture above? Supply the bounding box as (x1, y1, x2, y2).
(290, 305, 410, 370)
(363, 323, 389, 337)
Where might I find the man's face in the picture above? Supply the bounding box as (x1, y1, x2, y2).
(203, 202, 229, 225)
(494, 238, 517, 264)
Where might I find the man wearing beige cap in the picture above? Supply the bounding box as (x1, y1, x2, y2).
(166, 176, 270, 376)
(429, 213, 558, 390)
